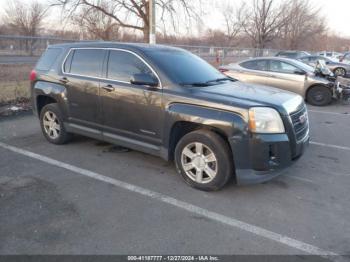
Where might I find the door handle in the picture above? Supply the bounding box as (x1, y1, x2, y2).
(59, 77, 69, 84)
(102, 84, 115, 92)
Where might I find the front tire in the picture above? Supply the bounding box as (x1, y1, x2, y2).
(174, 130, 233, 191)
(40, 103, 72, 144)
(306, 85, 332, 106)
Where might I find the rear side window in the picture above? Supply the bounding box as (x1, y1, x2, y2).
(240, 60, 268, 71)
(36, 48, 62, 71)
(107, 50, 154, 82)
(277, 52, 298, 58)
(66, 49, 104, 77)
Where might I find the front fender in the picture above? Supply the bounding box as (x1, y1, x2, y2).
(163, 103, 248, 149)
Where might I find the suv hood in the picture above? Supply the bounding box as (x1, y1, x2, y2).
(191, 81, 303, 115)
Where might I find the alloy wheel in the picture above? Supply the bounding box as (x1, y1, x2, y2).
(181, 142, 218, 184)
(334, 68, 346, 76)
(43, 111, 61, 139)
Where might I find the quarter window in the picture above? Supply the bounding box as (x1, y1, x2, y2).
(68, 49, 104, 77)
(107, 50, 154, 82)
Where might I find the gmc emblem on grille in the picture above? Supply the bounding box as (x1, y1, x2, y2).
(299, 112, 308, 124)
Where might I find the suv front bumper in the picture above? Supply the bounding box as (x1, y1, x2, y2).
(229, 133, 309, 185)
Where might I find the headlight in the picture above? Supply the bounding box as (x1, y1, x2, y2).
(248, 107, 285, 133)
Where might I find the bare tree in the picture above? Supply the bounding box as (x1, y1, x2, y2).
(5, 0, 48, 37)
(280, 0, 326, 50)
(5, 0, 48, 54)
(237, 0, 290, 50)
(221, 2, 242, 47)
(53, 0, 201, 42)
(72, 4, 120, 40)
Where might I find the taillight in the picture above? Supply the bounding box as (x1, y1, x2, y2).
(219, 68, 229, 73)
(29, 70, 37, 81)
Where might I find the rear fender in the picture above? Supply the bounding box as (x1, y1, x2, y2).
(32, 81, 68, 117)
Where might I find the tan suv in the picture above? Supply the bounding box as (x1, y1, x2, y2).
(220, 57, 335, 106)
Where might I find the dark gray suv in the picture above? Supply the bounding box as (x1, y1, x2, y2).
(30, 42, 309, 191)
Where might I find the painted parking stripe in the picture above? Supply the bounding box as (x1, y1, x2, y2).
(310, 141, 350, 152)
(308, 109, 350, 116)
(0, 142, 342, 259)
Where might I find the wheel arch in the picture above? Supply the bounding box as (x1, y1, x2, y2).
(168, 121, 231, 161)
(305, 83, 332, 100)
(164, 103, 247, 162)
(32, 81, 67, 116)
(36, 95, 57, 115)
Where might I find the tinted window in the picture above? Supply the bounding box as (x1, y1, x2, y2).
(300, 57, 310, 62)
(344, 54, 350, 61)
(36, 48, 62, 71)
(277, 52, 297, 58)
(107, 50, 154, 82)
(146, 49, 223, 85)
(240, 60, 268, 71)
(69, 49, 104, 77)
(270, 61, 298, 74)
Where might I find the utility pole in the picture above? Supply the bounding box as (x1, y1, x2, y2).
(149, 0, 156, 44)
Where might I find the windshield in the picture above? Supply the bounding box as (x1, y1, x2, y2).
(290, 59, 315, 72)
(147, 49, 225, 85)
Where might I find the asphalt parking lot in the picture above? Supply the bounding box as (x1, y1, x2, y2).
(0, 102, 350, 258)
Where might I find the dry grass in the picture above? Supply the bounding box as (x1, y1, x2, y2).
(0, 64, 32, 103)
(0, 81, 30, 103)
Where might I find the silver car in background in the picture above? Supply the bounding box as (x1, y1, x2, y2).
(298, 55, 350, 77)
(220, 57, 335, 106)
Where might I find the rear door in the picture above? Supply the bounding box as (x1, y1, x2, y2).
(264, 60, 305, 94)
(235, 60, 270, 85)
(61, 48, 106, 130)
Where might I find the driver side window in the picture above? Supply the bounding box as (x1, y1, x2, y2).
(269, 61, 298, 74)
(107, 50, 155, 82)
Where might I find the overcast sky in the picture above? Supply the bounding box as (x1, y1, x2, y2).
(207, 0, 350, 37)
(1, 0, 349, 37)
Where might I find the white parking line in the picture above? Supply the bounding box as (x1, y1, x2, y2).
(310, 141, 350, 152)
(308, 110, 350, 116)
(0, 141, 341, 258)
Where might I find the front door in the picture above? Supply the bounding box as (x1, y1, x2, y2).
(100, 49, 163, 149)
(265, 60, 305, 95)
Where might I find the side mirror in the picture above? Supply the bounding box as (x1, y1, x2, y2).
(130, 73, 159, 87)
(294, 70, 306, 75)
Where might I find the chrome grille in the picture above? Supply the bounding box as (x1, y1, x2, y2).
(290, 105, 309, 142)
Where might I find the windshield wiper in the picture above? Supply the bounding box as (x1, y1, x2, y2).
(180, 77, 235, 87)
(205, 77, 235, 84)
(180, 82, 211, 87)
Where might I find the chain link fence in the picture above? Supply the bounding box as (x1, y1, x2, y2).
(0, 35, 280, 65)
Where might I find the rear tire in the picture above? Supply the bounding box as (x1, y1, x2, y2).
(40, 103, 72, 144)
(174, 130, 233, 191)
(333, 67, 346, 77)
(306, 85, 332, 106)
